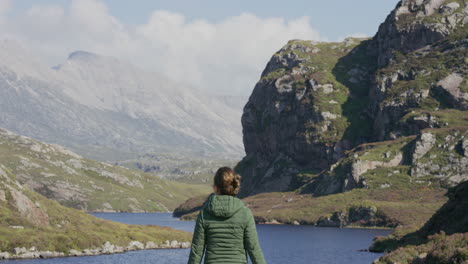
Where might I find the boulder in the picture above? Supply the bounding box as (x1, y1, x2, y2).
(170, 240, 180, 248)
(436, 73, 467, 110)
(412, 133, 436, 161)
(127, 241, 144, 250)
(0, 252, 10, 259)
(180, 242, 191, 249)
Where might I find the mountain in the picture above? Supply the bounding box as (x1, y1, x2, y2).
(236, 0, 467, 197)
(0, 128, 210, 212)
(175, 0, 467, 230)
(0, 163, 191, 259)
(0, 41, 244, 162)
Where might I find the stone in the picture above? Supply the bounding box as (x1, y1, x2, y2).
(39, 251, 59, 258)
(412, 133, 436, 161)
(0, 252, 10, 259)
(14, 247, 27, 255)
(462, 140, 468, 157)
(145, 241, 157, 249)
(170, 240, 180, 248)
(69, 249, 82, 256)
(439, 2, 460, 14)
(101, 241, 115, 253)
(127, 241, 144, 250)
(347, 153, 403, 191)
(181, 242, 191, 249)
(436, 73, 467, 110)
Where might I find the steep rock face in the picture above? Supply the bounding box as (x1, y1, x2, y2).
(237, 0, 467, 198)
(238, 38, 375, 197)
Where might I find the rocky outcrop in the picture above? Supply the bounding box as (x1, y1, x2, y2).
(0, 240, 191, 260)
(316, 205, 397, 228)
(436, 73, 468, 109)
(372, 0, 466, 66)
(410, 129, 468, 184)
(237, 38, 375, 197)
(412, 132, 436, 161)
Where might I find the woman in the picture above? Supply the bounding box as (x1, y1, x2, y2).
(188, 167, 266, 264)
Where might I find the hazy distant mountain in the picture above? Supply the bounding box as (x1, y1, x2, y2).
(0, 40, 245, 160)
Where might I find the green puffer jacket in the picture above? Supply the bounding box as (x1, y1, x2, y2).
(187, 194, 266, 264)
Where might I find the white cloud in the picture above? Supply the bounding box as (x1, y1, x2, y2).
(0, 0, 323, 95)
(0, 0, 11, 14)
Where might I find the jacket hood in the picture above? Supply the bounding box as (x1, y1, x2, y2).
(204, 194, 244, 219)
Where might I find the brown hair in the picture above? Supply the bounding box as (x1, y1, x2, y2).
(213, 167, 241, 196)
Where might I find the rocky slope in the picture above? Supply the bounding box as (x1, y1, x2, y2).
(372, 180, 467, 264)
(0, 165, 191, 260)
(117, 153, 237, 184)
(0, 128, 210, 212)
(176, 127, 465, 228)
(0, 42, 244, 162)
(237, 0, 467, 198)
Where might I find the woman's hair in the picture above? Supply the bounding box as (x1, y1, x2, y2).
(213, 167, 241, 196)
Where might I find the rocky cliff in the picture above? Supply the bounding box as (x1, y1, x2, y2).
(237, 0, 467, 198)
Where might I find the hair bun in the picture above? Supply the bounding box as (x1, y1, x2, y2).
(214, 167, 241, 196)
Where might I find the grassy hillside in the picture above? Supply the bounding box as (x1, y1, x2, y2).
(372, 180, 468, 264)
(118, 153, 237, 185)
(177, 126, 466, 231)
(0, 165, 191, 257)
(0, 128, 210, 212)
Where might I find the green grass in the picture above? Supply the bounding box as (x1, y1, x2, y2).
(374, 232, 468, 264)
(373, 180, 468, 263)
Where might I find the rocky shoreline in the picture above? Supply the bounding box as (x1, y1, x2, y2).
(0, 240, 191, 260)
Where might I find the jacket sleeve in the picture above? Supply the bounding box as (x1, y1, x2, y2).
(244, 209, 266, 264)
(188, 210, 206, 264)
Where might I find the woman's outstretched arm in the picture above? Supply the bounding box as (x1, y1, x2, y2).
(188, 211, 206, 264)
(244, 210, 266, 264)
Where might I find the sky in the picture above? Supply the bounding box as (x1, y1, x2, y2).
(0, 0, 399, 95)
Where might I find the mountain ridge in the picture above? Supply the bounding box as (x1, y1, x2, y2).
(0, 42, 244, 161)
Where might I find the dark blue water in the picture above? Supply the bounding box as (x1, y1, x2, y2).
(2, 213, 391, 264)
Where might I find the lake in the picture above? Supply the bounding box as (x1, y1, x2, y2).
(2, 213, 391, 264)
